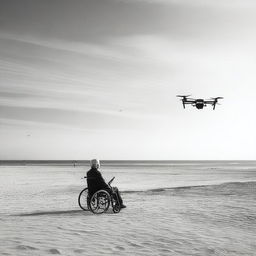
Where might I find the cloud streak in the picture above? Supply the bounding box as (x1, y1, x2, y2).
(1, 0, 256, 159)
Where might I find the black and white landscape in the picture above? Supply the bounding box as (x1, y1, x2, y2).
(0, 1, 256, 255)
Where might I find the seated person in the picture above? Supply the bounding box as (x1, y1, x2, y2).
(87, 159, 126, 209)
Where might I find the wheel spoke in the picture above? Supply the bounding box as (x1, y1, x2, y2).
(89, 190, 110, 214)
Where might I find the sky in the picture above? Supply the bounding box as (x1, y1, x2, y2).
(0, 0, 256, 160)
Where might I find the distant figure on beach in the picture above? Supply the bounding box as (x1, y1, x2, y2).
(87, 159, 126, 209)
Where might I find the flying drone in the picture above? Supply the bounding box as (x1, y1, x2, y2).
(177, 95, 223, 110)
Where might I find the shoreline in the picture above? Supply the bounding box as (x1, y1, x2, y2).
(1, 160, 255, 166)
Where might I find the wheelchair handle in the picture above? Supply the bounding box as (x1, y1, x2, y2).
(108, 177, 115, 186)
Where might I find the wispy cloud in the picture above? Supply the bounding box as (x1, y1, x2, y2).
(1, 0, 256, 159)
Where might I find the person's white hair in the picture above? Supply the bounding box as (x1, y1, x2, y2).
(90, 159, 100, 169)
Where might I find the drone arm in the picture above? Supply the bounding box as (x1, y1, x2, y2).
(204, 100, 214, 104)
(184, 100, 195, 104)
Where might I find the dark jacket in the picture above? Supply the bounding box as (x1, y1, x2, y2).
(87, 168, 110, 196)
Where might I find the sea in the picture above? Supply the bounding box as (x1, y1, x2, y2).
(0, 161, 255, 256)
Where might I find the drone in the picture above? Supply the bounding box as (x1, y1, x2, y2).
(177, 95, 223, 110)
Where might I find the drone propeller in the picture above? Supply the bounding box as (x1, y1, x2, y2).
(176, 95, 191, 98)
(176, 95, 191, 109)
(211, 97, 223, 100)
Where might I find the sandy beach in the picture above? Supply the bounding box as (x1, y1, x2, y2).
(1, 161, 256, 256)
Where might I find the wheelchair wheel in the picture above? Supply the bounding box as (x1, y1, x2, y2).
(90, 190, 110, 214)
(78, 188, 89, 211)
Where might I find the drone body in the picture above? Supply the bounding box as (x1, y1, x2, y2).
(177, 95, 223, 110)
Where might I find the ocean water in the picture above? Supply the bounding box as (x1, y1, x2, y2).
(0, 161, 256, 255)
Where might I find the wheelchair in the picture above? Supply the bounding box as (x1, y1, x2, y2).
(78, 177, 121, 214)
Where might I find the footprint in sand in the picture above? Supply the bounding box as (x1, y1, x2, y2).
(16, 245, 38, 251)
(49, 248, 61, 254)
